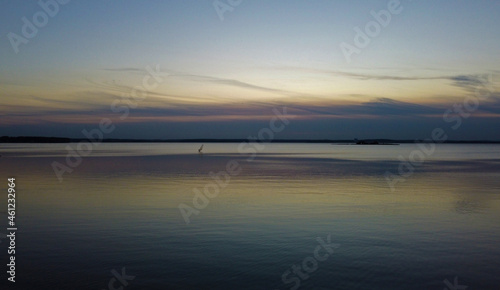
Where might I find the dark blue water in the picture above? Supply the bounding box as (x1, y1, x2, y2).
(0, 143, 499, 289)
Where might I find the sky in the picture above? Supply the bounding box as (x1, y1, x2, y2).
(1, 0, 499, 140)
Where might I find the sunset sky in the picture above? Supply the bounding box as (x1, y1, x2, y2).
(1, 0, 499, 139)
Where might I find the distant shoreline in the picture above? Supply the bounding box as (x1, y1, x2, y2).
(1, 136, 500, 144)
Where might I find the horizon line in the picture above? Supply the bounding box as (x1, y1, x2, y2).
(1, 136, 500, 144)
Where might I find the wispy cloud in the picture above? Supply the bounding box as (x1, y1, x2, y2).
(284, 97, 444, 118)
(4, 95, 500, 127)
(266, 66, 448, 80)
(102, 67, 145, 72)
(449, 74, 497, 92)
(265, 66, 499, 91)
(325, 70, 445, 81)
(172, 73, 290, 95)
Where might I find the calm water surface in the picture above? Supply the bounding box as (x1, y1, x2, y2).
(0, 143, 499, 289)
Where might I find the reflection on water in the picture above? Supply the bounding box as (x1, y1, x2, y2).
(0, 143, 499, 289)
(455, 197, 488, 214)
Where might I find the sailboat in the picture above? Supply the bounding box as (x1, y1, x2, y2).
(198, 144, 204, 153)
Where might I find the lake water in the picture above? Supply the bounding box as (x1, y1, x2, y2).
(0, 143, 499, 289)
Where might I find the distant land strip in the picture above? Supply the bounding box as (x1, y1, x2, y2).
(1, 136, 500, 144)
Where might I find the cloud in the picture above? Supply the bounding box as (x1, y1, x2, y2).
(357, 98, 443, 116)
(3, 94, 500, 129)
(266, 66, 448, 81)
(449, 74, 496, 92)
(172, 73, 290, 95)
(265, 66, 500, 91)
(102, 67, 145, 72)
(286, 97, 443, 118)
(28, 92, 116, 109)
(476, 94, 500, 114)
(210, 79, 285, 94)
(326, 71, 445, 81)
